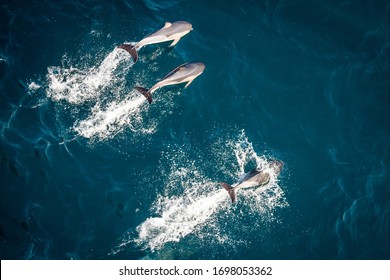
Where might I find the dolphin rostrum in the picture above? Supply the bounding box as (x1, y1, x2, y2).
(134, 62, 205, 104)
(117, 21, 193, 62)
(219, 161, 283, 203)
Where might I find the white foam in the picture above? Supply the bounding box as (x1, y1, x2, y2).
(73, 92, 156, 140)
(42, 46, 165, 141)
(46, 49, 131, 104)
(234, 130, 266, 173)
(28, 82, 41, 91)
(135, 187, 227, 251)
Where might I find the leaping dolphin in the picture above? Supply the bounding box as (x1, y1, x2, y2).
(117, 21, 193, 62)
(134, 62, 205, 104)
(219, 161, 284, 203)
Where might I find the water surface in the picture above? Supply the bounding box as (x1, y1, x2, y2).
(1, 0, 390, 259)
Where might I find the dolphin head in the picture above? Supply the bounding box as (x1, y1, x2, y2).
(181, 62, 205, 77)
(187, 22, 193, 31)
(193, 62, 205, 74)
(172, 21, 193, 32)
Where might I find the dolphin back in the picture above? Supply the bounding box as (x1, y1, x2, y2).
(237, 168, 260, 184)
(150, 21, 191, 38)
(161, 63, 187, 80)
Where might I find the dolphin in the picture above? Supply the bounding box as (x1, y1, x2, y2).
(117, 21, 193, 62)
(134, 62, 205, 104)
(219, 161, 283, 203)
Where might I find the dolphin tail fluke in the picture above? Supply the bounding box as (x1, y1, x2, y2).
(134, 86, 153, 104)
(117, 43, 138, 62)
(219, 182, 236, 203)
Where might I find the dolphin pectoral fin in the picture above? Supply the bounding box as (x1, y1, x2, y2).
(169, 38, 180, 47)
(117, 44, 138, 62)
(134, 86, 152, 104)
(184, 78, 194, 88)
(219, 182, 236, 203)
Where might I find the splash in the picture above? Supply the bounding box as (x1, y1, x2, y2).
(135, 182, 227, 252)
(122, 130, 288, 252)
(28, 82, 41, 92)
(46, 48, 132, 104)
(42, 45, 171, 141)
(73, 91, 156, 140)
(233, 130, 267, 174)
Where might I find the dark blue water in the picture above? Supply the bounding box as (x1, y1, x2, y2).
(1, 0, 390, 260)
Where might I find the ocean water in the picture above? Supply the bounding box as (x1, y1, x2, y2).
(1, 0, 390, 260)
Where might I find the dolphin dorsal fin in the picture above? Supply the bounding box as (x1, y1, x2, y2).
(164, 22, 172, 28)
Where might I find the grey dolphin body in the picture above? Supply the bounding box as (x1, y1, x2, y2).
(134, 62, 205, 104)
(117, 21, 193, 62)
(219, 161, 283, 203)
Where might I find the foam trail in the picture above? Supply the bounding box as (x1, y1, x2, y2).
(46, 48, 131, 104)
(73, 93, 155, 140)
(135, 187, 227, 251)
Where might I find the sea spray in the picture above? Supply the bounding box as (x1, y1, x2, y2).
(73, 92, 156, 140)
(46, 48, 132, 104)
